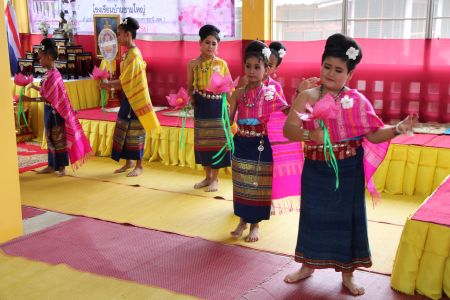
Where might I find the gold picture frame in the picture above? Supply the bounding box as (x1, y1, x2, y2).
(93, 14, 120, 59)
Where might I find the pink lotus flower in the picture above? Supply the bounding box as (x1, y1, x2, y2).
(14, 73, 33, 87)
(207, 72, 239, 95)
(166, 87, 189, 109)
(90, 66, 109, 80)
(312, 93, 339, 120)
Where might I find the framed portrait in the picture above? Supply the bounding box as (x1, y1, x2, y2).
(93, 14, 120, 59)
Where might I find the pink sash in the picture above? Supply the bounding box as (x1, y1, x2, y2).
(267, 111, 302, 213)
(41, 69, 93, 169)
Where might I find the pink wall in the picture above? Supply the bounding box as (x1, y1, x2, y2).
(20, 34, 450, 123)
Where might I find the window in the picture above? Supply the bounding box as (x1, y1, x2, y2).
(273, 0, 343, 41)
(273, 0, 447, 40)
(433, 0, 450, 38)
(348, 0, 427, 39)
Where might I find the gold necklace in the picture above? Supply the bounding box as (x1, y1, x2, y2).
(319, 84, 346, 101)
(197, 56, 215, 73)
(242, 84, 264, 108)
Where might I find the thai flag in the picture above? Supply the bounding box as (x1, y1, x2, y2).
(5, 1, 22, 76)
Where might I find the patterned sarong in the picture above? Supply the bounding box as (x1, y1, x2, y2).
(44, 104, 69, 170)
(193, 93, 230, 168)
(111, 97, 145, 161)
(232, 135, 273, 223)
(294, 146, 372, 272)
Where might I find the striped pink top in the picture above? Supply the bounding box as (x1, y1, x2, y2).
(237, 83, 288, 125)
(303, 89, 384, 143)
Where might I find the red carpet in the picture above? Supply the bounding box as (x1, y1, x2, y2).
(17, 142, 47, 173)
(1, 217, 291, 299)
(76, 108, 194, 128)
(243, 261, 429, 300)
(413, 176, 450, 226)
(17, 143, 46, 155)
(21, 206, 45, 220)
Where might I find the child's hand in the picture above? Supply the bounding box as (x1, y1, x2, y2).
(396, 114, 419, 135)
(298, 77, 320, 93)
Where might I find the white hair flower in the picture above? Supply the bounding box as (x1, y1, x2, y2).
(121, 19, 128, 25)
(346, 47, 359, 60)
(264, 85, 276, 101)
(40, 45, 46, 51)
(262, 47, 271, 60)
(217, 31, 224, 40)
(278, 49, 286, 58)
(340, 95, 354, 109)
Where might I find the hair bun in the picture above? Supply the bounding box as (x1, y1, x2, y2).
(128, 17, 140, 30)
(41, 37, 56, 48)
(245, 40, 267, 54)
(322, 33, 362, 71)
(199, 24, 220, 40)
(269, 41, 286, 52)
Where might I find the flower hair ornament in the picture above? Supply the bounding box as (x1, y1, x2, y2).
(262, 47, 271, 60)
(217, 31, 224, 40)
(121, 18, 128, 25)
(40, 45, 46, 51)
(346, 47, 359, 60)
(278, 49, 286, 58)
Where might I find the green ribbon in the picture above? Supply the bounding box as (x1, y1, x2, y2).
(212, 93, 234, 165)
(100, 88, 107, 109)
(178, 105, 191, 149)
(17, 87, 29, 127)
(319, 120, 339, 190)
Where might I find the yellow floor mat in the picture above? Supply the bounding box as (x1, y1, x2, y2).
(50, 157, 424, 225)
(19, 169, 424, 274)
(66, 157, 234, 199)
(0, 250, 196, 300)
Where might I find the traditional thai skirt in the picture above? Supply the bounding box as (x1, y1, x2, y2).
(294, 142, 372, 272)
(111, 96, 145, 161)
(44, 103, 68, 169)
(232, 124, 273, 223)
(193, 90, 230, 169)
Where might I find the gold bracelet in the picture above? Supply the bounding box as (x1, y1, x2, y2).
(303, 129, 310, 141)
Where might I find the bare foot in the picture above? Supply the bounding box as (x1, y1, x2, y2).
(126, 167, 143, 177)
(205, 180, 218, 192)
(342, 273, 365, 296)
(56, 168, 66, 177)
(194, 178, 209, 189)
(114, 163, 133, 174)
(37, 166, 54, 174)
(230, 220, 247, 238)
(245, 223, 259, 242)
(284, 266, 314, 283)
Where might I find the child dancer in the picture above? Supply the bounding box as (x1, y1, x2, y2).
(229, 41, 289, 242)
(238, 41, 319, 98)
(283, 33, 417, 295)
(100, 17, 160, 177)
(187, 24, 231, 192)
(28, 38, 92, 176)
